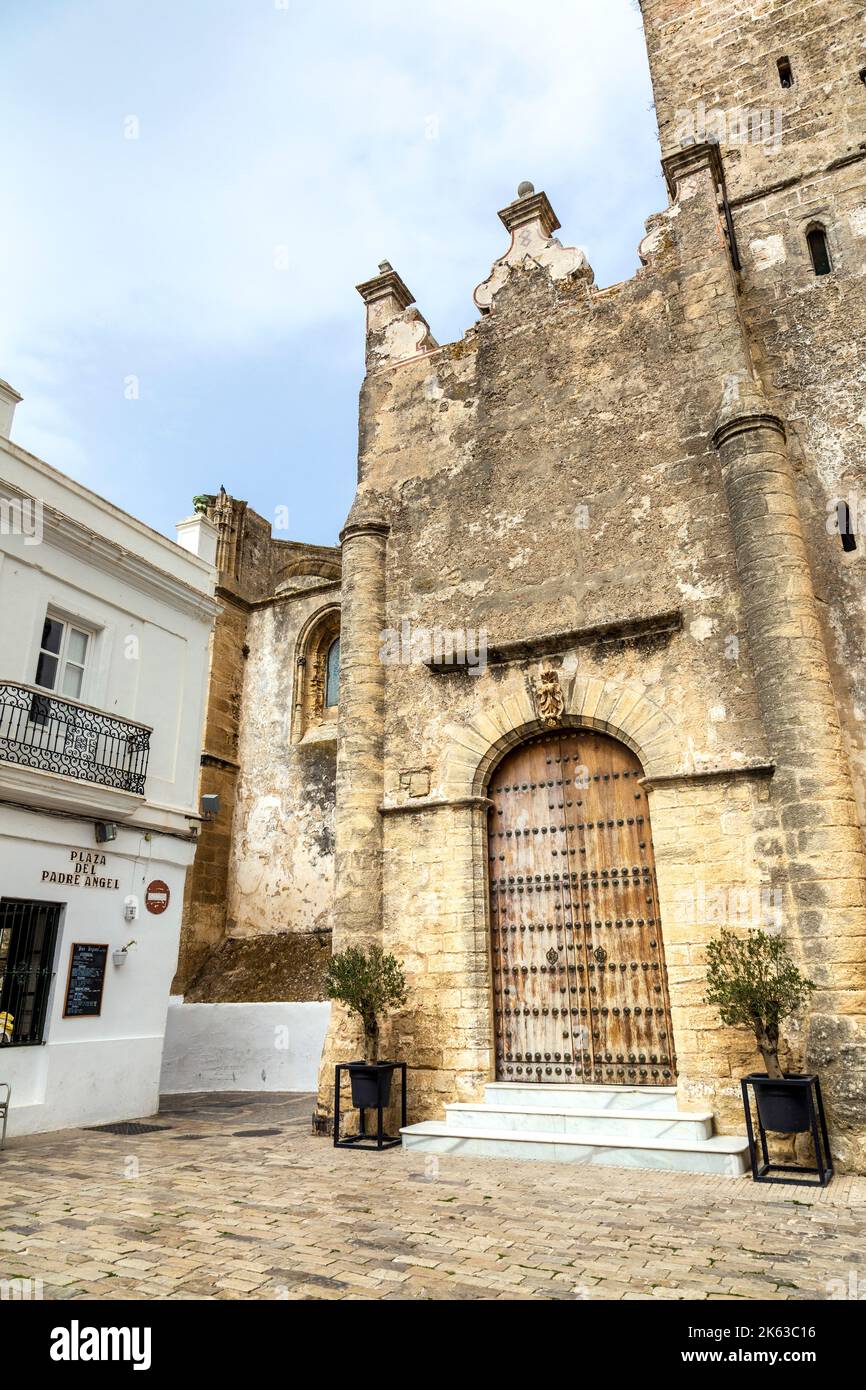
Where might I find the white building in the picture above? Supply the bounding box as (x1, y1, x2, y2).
(0, 378, 218, 1135)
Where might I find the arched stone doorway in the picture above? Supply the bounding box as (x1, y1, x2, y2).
(487, 727, 677, 1086)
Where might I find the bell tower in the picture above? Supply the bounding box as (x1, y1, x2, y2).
(640, 0, 866, 1167)
(639, 0, 866, 202)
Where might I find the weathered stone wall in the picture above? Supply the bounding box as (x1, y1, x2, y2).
(640, 0, 865, 198)
(318, 160, 782, 1117)
(226, 587, 339, 950)
(176, 495, 340, 1001)
(367, 178, 761, 764)
(318, 129, 866, 1166)
(173, 589, 247, 991)
(638, 0, 866, 1164)
(182, 2, 866, 1165)
(640, 0, 866, 824)
(315, 508, 390, 1093)
(736, 170, 866, 834)
(381, 802, 492, 1117)
(649, 773, 778, 1133)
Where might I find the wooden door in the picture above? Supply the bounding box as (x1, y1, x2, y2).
(487, 729, 676, 1085)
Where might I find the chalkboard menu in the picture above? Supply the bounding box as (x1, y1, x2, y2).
(63, 943, 108, 1018)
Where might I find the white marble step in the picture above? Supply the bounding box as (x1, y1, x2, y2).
(484, 1082, 678, 1114)
(400, 1121, 750, 1176)
(447, 1102, 714, 1142)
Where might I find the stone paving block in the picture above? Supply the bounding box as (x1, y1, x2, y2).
(1, 1093, 865, 1301)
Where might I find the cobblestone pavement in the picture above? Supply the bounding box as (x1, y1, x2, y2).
(1, 1092, 864, 1301)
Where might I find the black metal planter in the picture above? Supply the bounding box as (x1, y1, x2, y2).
(334, 1061, 407, 1152)
(348, 1060, 394, 1110)
(741, 1073, 833, 1187)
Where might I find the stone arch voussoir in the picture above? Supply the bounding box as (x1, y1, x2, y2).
(439, 675, 682, 800)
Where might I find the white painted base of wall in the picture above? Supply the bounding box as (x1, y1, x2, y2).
(159, 1000, 331, 1095)
(4, 1036, 164, 1136)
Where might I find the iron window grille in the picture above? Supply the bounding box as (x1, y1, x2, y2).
(0, 682, 151, 795)
(0, 899, 62, 1046)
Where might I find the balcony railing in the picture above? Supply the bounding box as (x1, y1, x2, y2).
(0, 682, 151, 796)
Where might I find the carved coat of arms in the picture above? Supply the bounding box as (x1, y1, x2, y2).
(533, 669, 565, 727)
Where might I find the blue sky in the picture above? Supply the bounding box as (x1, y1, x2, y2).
(0, 0, 664, 548)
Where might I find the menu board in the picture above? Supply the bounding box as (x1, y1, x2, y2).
(63, 943, 108, 1018)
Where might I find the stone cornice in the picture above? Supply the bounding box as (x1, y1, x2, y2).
(640, 761, 775, 792)
(727, 146, 866, 210)
(3, 478, 220, 623)
(339, 519, 390, 545)
(380, 795, 494, 817)
(713, 411, 787, 451)
(214, 583, 251, 611)
(356, 265, 415, 311)
(252, 579, 341, 611)
(201, 751, 240, 771)
(0, 793, 199, 843)
(0, 378, 23, 404)
(1, 440, 215, 585)
(426, 610, 683, 672)
(498, 190, 560, 237)
(661, 141, 725, 200)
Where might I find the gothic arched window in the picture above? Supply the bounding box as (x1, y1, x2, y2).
(292, 605, 340, 742)
(325, 637, 340, 707)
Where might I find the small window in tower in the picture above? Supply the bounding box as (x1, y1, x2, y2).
(860, 68, 866, 86)
(777, 57, 794, 88)
(807, 225, 833, 276)
(838, 502, 857, 553)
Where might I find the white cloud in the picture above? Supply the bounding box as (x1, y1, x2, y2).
(0, 0, 662, 537)
(1, 0, 660, 360)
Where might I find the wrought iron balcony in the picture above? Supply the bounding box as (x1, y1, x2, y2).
(0, 682, 151, 796)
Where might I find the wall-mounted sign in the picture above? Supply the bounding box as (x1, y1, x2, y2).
(145, 880, 170, 915)
(63, 943, 108, 1018)
(41, 850, 119, 891)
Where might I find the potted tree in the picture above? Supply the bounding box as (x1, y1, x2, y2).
(705, 928, 817, 1132)
(324, 944, 407, 1110)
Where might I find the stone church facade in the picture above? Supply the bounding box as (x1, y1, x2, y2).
(177, 0, 866, 1169)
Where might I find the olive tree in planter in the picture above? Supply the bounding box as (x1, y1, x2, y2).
(705, 928, 817, 1134)
(324, 944, 407, 1110)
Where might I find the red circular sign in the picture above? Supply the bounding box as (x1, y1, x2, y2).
(145, 880, 171, 915)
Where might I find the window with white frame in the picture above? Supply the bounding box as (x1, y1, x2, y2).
(34, 613, 92, 701)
